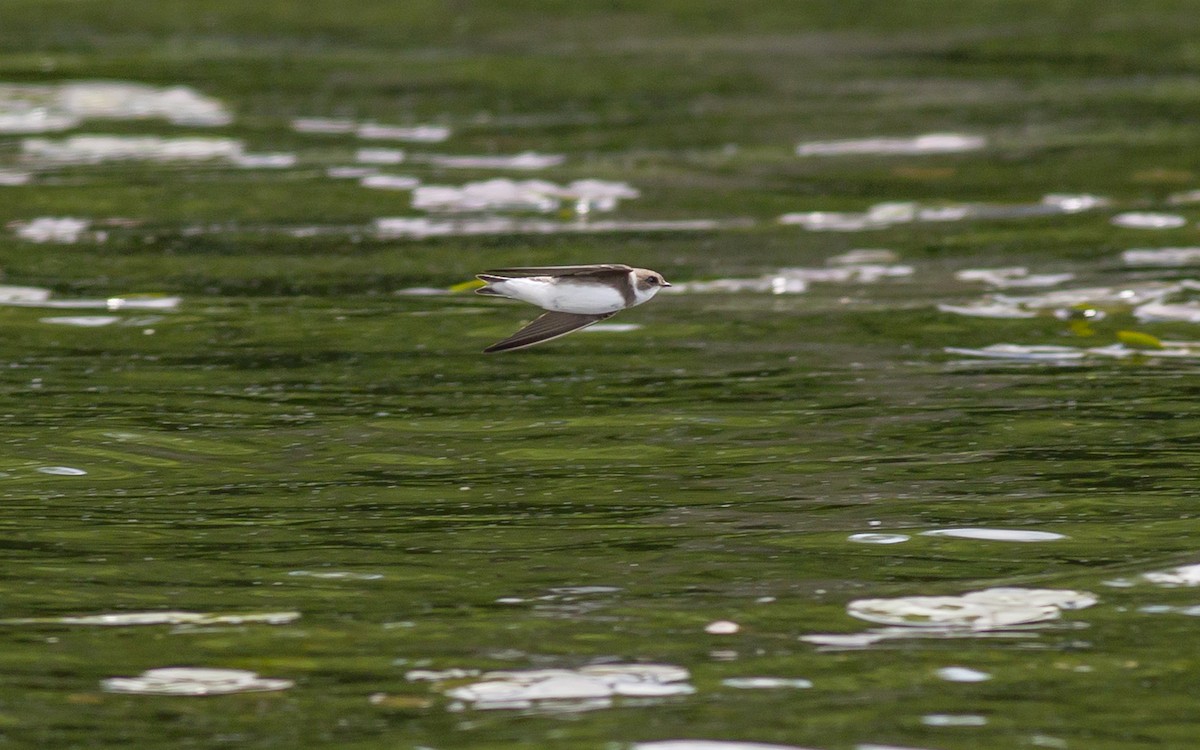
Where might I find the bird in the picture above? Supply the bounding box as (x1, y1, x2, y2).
(474, 264, 671, 353)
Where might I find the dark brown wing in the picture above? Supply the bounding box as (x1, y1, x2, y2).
(478, 264, 632, 279)
(484, 311, 616, 353)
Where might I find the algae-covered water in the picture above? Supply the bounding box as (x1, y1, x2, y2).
(3, 2, 1200, 748)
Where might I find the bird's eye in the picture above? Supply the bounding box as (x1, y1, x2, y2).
(651, 276, 661, 284)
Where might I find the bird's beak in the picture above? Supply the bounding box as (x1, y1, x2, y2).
(662, 280, 672, 287)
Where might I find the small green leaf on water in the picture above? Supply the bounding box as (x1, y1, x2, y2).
(1068, 320, 1095, 337)
(1117, 330, 1165, 350)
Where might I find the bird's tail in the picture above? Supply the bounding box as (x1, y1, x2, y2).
(475, 274, 507, 296)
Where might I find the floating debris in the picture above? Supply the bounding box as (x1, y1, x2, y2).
(936, 666, 992, 682)
(848, 533, 911, 544)
(920, 528, 1067, 542)
(721, 677, 812, 689)
(437, 664, 693, 710)
(0, 81, 231, 133)
(955, 267, 1075, 289)
(796, 132, 985, 157)
(1111, 212, 1187, 230)
(102, 667, 293, 696)
(1122, 247, 1200, 267)
(0, 610, 299, 626)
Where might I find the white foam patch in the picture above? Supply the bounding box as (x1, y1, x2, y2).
(37, 466, 87, 476)
(947, 341, 1200, 361)
(796, 133, 985, 156)
(922, 714, 988, 727)
(0, 81, 230, 133)
(828, 249, 899, 265)
(287, 570, 384, 580)
(417, 151, 565, 170)
(937, 302, 1040, 319)
(2, 611, 299, 626)
(0, 170, 32, 186)
(1133, 301, 1200, 323)
(1142, 563, 1200, 586)
(21, 135, 286, 168)
(0, 291, 181, 311)
(705, 620, 740, 635)
(13, 217, 93, 243)
(360, 174, 420, 190)
(955, 267, 1075, 289)
(355, 123, 451, 142)
(1111, 212, 1187, 229)
(374, 216, 726, 239)
(355, 148, 406, 164)
(0, 286, 51, 304)
(780, 193, 1108, 232)
(636, 742, 819, 750)
(102, 668, 293, 696)
(721, 677, 812, 689)
(40, 315, 120, 327)
(840, 587, 1096, 631)
(437, 664, 693, 710)
(1122, 247, 1200, 267)
(670, 263, 912, 295)
(582, 323, 642, 333)
(292, 118, 450, 142)
(410, 178, 638, 214)
(327, 166, 380, 179)
(848, 533, 911, 545)
(936, 666, 992, 682)
(944, 344, 1086, 361)
(921, 528, 1067, 542)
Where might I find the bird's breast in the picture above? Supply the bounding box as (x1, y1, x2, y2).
(544, 281, 629, 313)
